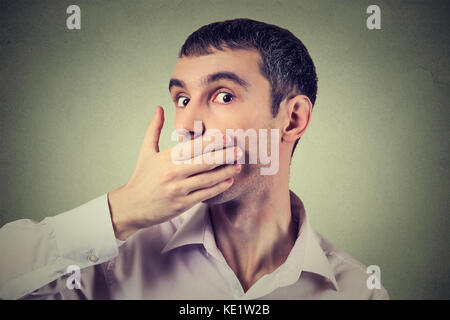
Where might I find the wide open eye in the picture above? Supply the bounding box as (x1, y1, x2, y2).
(176, 96, 190, 108)
(213, 92, 234, 104)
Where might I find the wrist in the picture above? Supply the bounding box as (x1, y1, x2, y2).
(107, 186, 141, 241)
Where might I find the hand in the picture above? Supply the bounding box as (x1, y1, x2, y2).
(108, 106, 242, 240)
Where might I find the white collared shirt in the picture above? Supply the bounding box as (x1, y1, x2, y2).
(0, 190, 389, 300)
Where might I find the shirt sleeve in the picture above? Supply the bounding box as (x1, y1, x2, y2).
(0, 193, 121, 300)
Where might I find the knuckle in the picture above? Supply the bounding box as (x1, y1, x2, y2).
(203, 188, 214, 199)
(172, 200, 186, 214)
(199, 175, 213, 187)
(167, 183, 183, 197)
(162, 169, 177, 182)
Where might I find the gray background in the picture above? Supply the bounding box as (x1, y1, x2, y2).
(0, 0, 449, 299)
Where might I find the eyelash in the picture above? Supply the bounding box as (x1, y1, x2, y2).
(174, 89, 235, 107)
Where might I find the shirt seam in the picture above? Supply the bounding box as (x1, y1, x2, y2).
(0, 219, 63, 288)
(104, 256, 117, 291)
(327, 251, 389, 297)
(327, 251, 368, 275)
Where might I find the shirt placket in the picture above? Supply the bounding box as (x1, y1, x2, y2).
(202, 218, 245, 299)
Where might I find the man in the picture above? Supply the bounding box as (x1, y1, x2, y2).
(0, 18, 389, 299)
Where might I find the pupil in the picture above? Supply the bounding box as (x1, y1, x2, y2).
(223, 94, 232, 102)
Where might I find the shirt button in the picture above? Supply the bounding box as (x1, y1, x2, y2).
(88, 253, 99, 263)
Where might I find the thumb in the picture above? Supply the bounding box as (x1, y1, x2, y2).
(145, 105, 165, 153)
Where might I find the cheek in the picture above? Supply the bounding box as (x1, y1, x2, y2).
(206, 113, 250, 131)
(209, 103, 272, 131)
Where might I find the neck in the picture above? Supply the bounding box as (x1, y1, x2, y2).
(209, 166, 298, 292)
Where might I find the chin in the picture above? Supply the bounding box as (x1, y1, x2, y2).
(202, 165, 265, 205)
(201, 184, 240, 205)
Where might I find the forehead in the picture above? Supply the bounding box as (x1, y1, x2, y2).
(171, 48, 265, 86)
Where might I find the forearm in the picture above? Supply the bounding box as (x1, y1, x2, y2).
(0, 193, 120, 299)
(108, 186, 143, 241)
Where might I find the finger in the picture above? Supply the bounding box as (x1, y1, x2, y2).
(144, 106, 165, 154)
(170, 132, 234, 162)
(175, 146, 243, 177)
(183, 163, 241, 193)
(185, 177, 235, 204)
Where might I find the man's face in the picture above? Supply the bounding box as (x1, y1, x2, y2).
(169, 47, 280, 203)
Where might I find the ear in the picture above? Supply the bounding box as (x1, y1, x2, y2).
(282, 95, 312, 143)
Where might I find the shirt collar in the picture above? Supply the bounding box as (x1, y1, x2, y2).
(293, 191, 339, 291)
(160, 203, 207, 253)
(160, 190, 339, 291)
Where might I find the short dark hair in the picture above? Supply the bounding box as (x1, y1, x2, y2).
(179, 18, 318, 157)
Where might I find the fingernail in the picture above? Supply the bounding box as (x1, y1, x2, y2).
(234, 163, 242, 172)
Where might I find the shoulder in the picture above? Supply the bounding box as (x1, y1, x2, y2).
(313, 230, 390, 300)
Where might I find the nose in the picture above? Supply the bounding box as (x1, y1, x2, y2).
(174, 102, 206, 139)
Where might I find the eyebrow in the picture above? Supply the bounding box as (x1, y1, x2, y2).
(169, 71, 249, 93)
